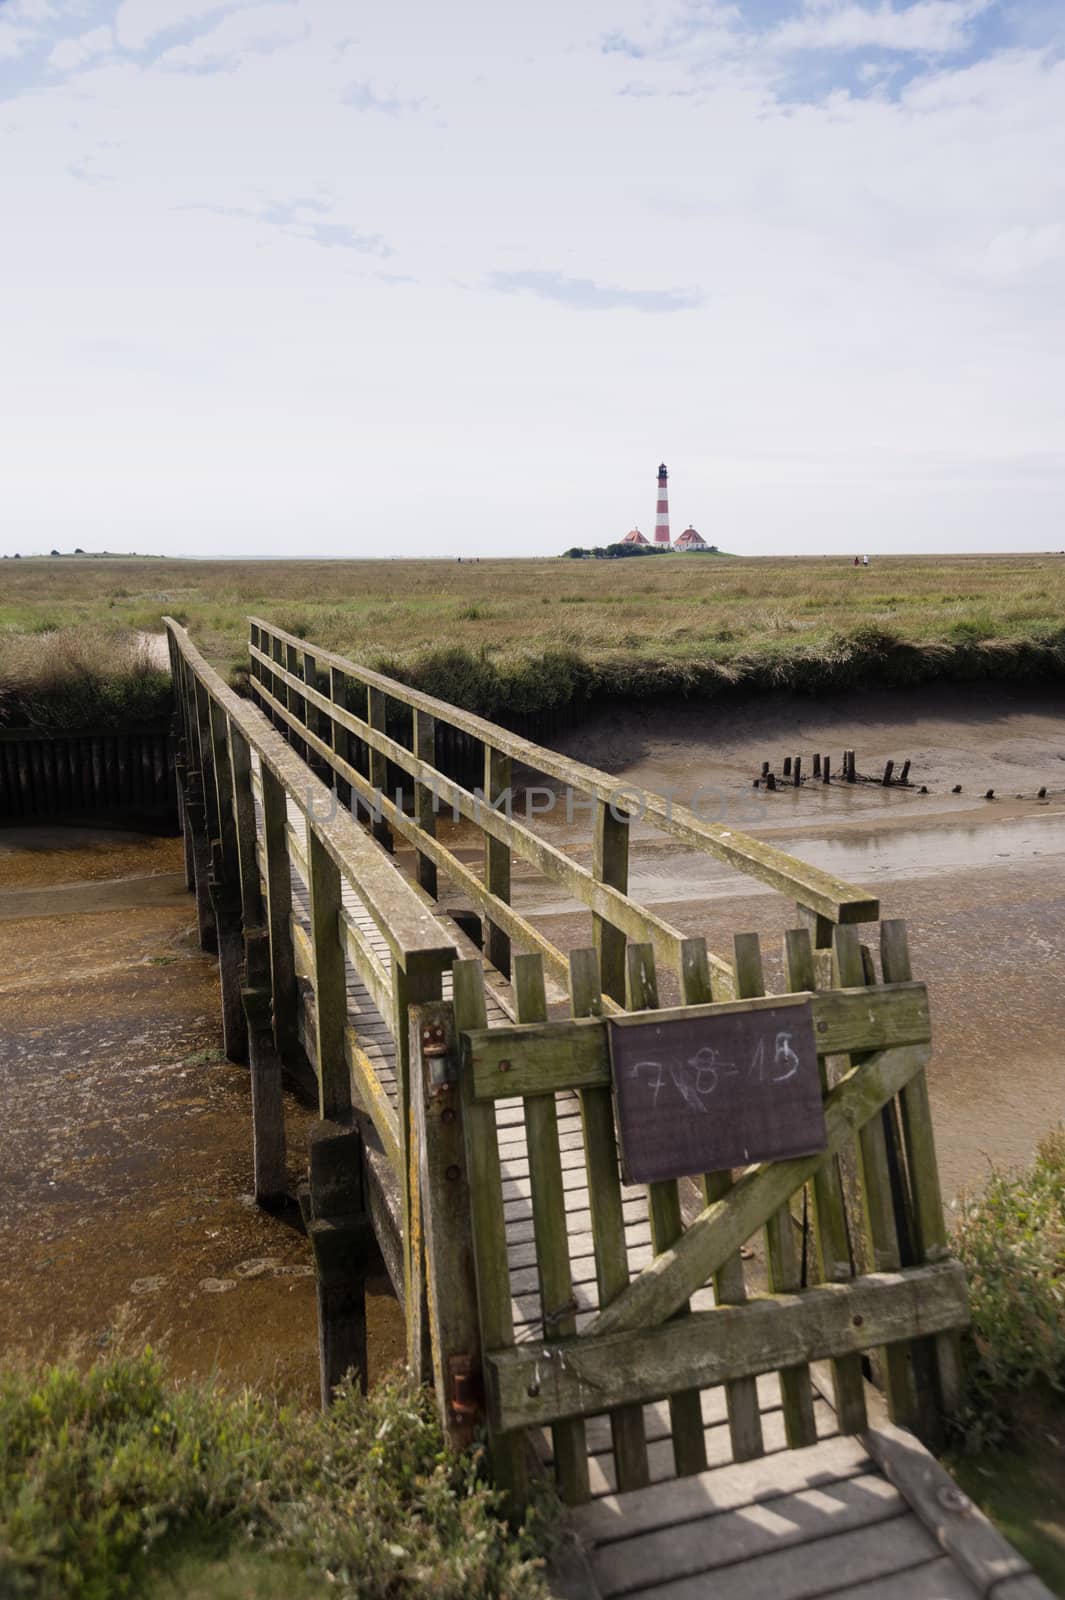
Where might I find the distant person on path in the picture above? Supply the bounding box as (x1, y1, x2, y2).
(863, 554, 870, 566)
(854, 556, 860, 566)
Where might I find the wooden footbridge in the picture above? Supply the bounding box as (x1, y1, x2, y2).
(165, 616, 1049, 1600)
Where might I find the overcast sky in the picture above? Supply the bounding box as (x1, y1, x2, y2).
(1, 0, 1063, 559)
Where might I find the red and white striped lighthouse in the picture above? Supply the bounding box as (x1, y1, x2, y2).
(653, 462, 671, 546)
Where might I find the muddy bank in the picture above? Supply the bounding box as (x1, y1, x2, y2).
(0, 832, 405, 1400)
(537, 684, 1065, 1203)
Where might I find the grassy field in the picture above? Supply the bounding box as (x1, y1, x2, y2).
(2, 551, 1064, 728)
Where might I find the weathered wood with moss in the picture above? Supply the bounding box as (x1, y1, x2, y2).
(248, 645, 732, 993)
(484, 747, 512, 979)
(250, 617, 879, 927)
(453, 958, 528, 1509)
(485, 1263, 969, 1433)
(569, 947, 650, 1493)
(410, 999, 482, 1450)
(784, 926, 867, 1434)
(584, 1041, 932, 1340)
(593, 801, 629, 1006)
(834, 925, 920, 1432)
(880, 919, 964, 1422)
(460, 982, 931, 1102)
(626, 944, 709, 1478)
(733, 931, 817, 1451)
(513, 953, 589, 1503)
(307, 831, 350, 1122)
(412, 708, 438, 898)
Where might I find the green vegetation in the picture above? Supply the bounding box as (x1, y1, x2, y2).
(953, 1128, 1065, 1450)
(2, 553, 1064, 730)
(947, 1130, 1065, 1592)
(0, 1350, 551, 1600)
(0, 626, 171, 732)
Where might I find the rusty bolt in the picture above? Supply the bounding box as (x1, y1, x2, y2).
(499, 1060, 511, 1073)
(445, 1163, 461, 1182)
(852, 1313, 864, 1328)
(817, 1020, 828, 1034)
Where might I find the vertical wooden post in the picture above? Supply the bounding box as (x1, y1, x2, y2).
(881, 920, 963, 1429)
(305, 1122, 370, 1405)
(413, 708, 438, 899)
(260, 763, 301, 1068)
(329, 666, 353, 812)
(483, 746, 511, 978)
(182, 668, 216, 953)
(735, 933, 817, 1449)
(393, 958, 443, 1384)
(834, 924, 919, 1431)
(207, 698, 248, 1065)
(229, 725, 287, 1204)
(593, 800, 629, 1006)
(302, 647, 329, 780)
(570, 948, 649, 1492)
(307, 831, 351, 1122)
(285, 641, 308, 761)
(513, 953, 589, 1504)
(454, 958, 528, 1510)
(783, 927, 867, 1433)
(627, 944, 709, 1477)
(367, 687, 393, 852)
(793, 756, 802, 787)
(270, 631, 289, 734)
(410, 998, 482, 1448)
(692, 936, 765, 1464)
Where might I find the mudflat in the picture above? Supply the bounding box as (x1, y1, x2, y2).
(533, 683, 1065, 1203)
(0, 832, 405, 1396)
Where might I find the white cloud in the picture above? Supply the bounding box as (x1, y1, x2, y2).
(0, 20, 33, 58)
(770, 0, 994, 54)
(114, 0, 254, 51)
(155, 2, 305, 68)
(49, 25, 115, 72)
(981, 222, 1065, 279)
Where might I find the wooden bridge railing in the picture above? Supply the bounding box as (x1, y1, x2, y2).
(166, 618, 456, 1389)
(246, 615, 881, 1008)
(167, 615, 965, 1501)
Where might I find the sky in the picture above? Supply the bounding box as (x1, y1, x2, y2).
(1, 0, 1063, 559)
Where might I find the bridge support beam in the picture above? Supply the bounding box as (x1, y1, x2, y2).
(304, 1122, 371, 1407)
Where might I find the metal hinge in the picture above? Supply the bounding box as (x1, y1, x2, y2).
(447, 1354, 481, 1420)
(422, 1020, 457, 1092)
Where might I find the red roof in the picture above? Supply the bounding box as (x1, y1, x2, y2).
(674, 525, 708, 548)
(620, 527, 650, 545)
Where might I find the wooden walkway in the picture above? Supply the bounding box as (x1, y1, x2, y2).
(249, 764, 1049, 1600)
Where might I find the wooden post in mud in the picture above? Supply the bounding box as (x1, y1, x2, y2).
(812, 754, 821, 779)
(793, 756, 802, 788)
(228, 721, 287, 1205)
(822, 756, 831, 784)
(304, 1122, 371, 1405)
(844, 750, 857, 783)
(883, 760, 895, 786)
(206, 698, 249, 1066)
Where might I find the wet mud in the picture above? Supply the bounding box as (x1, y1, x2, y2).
(0, 834, 405, 1399)
(537, 685, 1065, 1203)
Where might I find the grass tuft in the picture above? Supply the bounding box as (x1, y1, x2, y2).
(952, 1127, 1065, 1451)
(0, 627, 172, 733)
(0, 1350, 552, 1600)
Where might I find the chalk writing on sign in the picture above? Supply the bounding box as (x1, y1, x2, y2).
(608, 1001, 825, 1185)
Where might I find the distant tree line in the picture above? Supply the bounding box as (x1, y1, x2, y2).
(563, 542, 719, 559)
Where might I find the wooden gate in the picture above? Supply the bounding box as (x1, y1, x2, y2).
(432, 931, 967, 1508)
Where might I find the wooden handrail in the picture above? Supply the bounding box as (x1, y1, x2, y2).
(247, 639, 735, 994)
(167, 619, 455, 982)
(248, 615, 879, 927)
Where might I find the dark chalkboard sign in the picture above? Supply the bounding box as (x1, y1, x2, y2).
(607, 1000, 826, 1185)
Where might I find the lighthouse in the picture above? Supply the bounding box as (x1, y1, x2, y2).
(653, 462, 671, 546)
